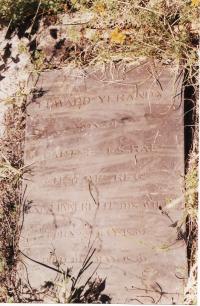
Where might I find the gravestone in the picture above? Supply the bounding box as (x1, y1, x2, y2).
(20, 61, 186, 304)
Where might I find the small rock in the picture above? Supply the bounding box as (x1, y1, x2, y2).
(61, 11, 94, 25)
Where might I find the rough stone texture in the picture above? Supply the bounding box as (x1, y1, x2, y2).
(0, 25, 41, 138)
(61, 11, 95, 25)
(20, 62, 186, 304)
(0, 33, 31, 101)
(0, 29, 32, 137)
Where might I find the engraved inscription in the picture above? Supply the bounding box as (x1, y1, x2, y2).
(28, 197, 165, 215)
(36, 89, 162, 110)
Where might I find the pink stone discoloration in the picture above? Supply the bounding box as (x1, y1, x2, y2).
(20, 62, 186, 304)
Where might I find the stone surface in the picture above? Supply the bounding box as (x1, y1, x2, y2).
(0, 30, 31, 136)
(61, 11, 95, 25)
(0, 33, 31, 102)
(20, 62, 186, 304)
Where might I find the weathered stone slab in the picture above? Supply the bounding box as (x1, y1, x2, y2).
(20, 62, 186, 304)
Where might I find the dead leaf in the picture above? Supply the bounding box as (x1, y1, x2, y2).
(110, 28, 126, 44)
(191, 0, 200, 6)
(93, 1, 106, 14)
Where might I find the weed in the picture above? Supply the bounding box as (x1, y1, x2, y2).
(0, 0, 66, 27)
(18, 42, 29, 55)
(32, 50, 46, 73)
(185, 165, 198, 219)
(3, 83, 31, 108)
(12, 248, 110, 303)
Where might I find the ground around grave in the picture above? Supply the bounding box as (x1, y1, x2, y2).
(0, 0, 199, 303)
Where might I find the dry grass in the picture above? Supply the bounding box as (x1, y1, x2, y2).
(0, 103, 26, 302)
(52, 0, 199, 72)
(0, 1, 198, 72)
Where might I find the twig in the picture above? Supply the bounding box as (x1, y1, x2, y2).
(19, 250, 70, 277)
